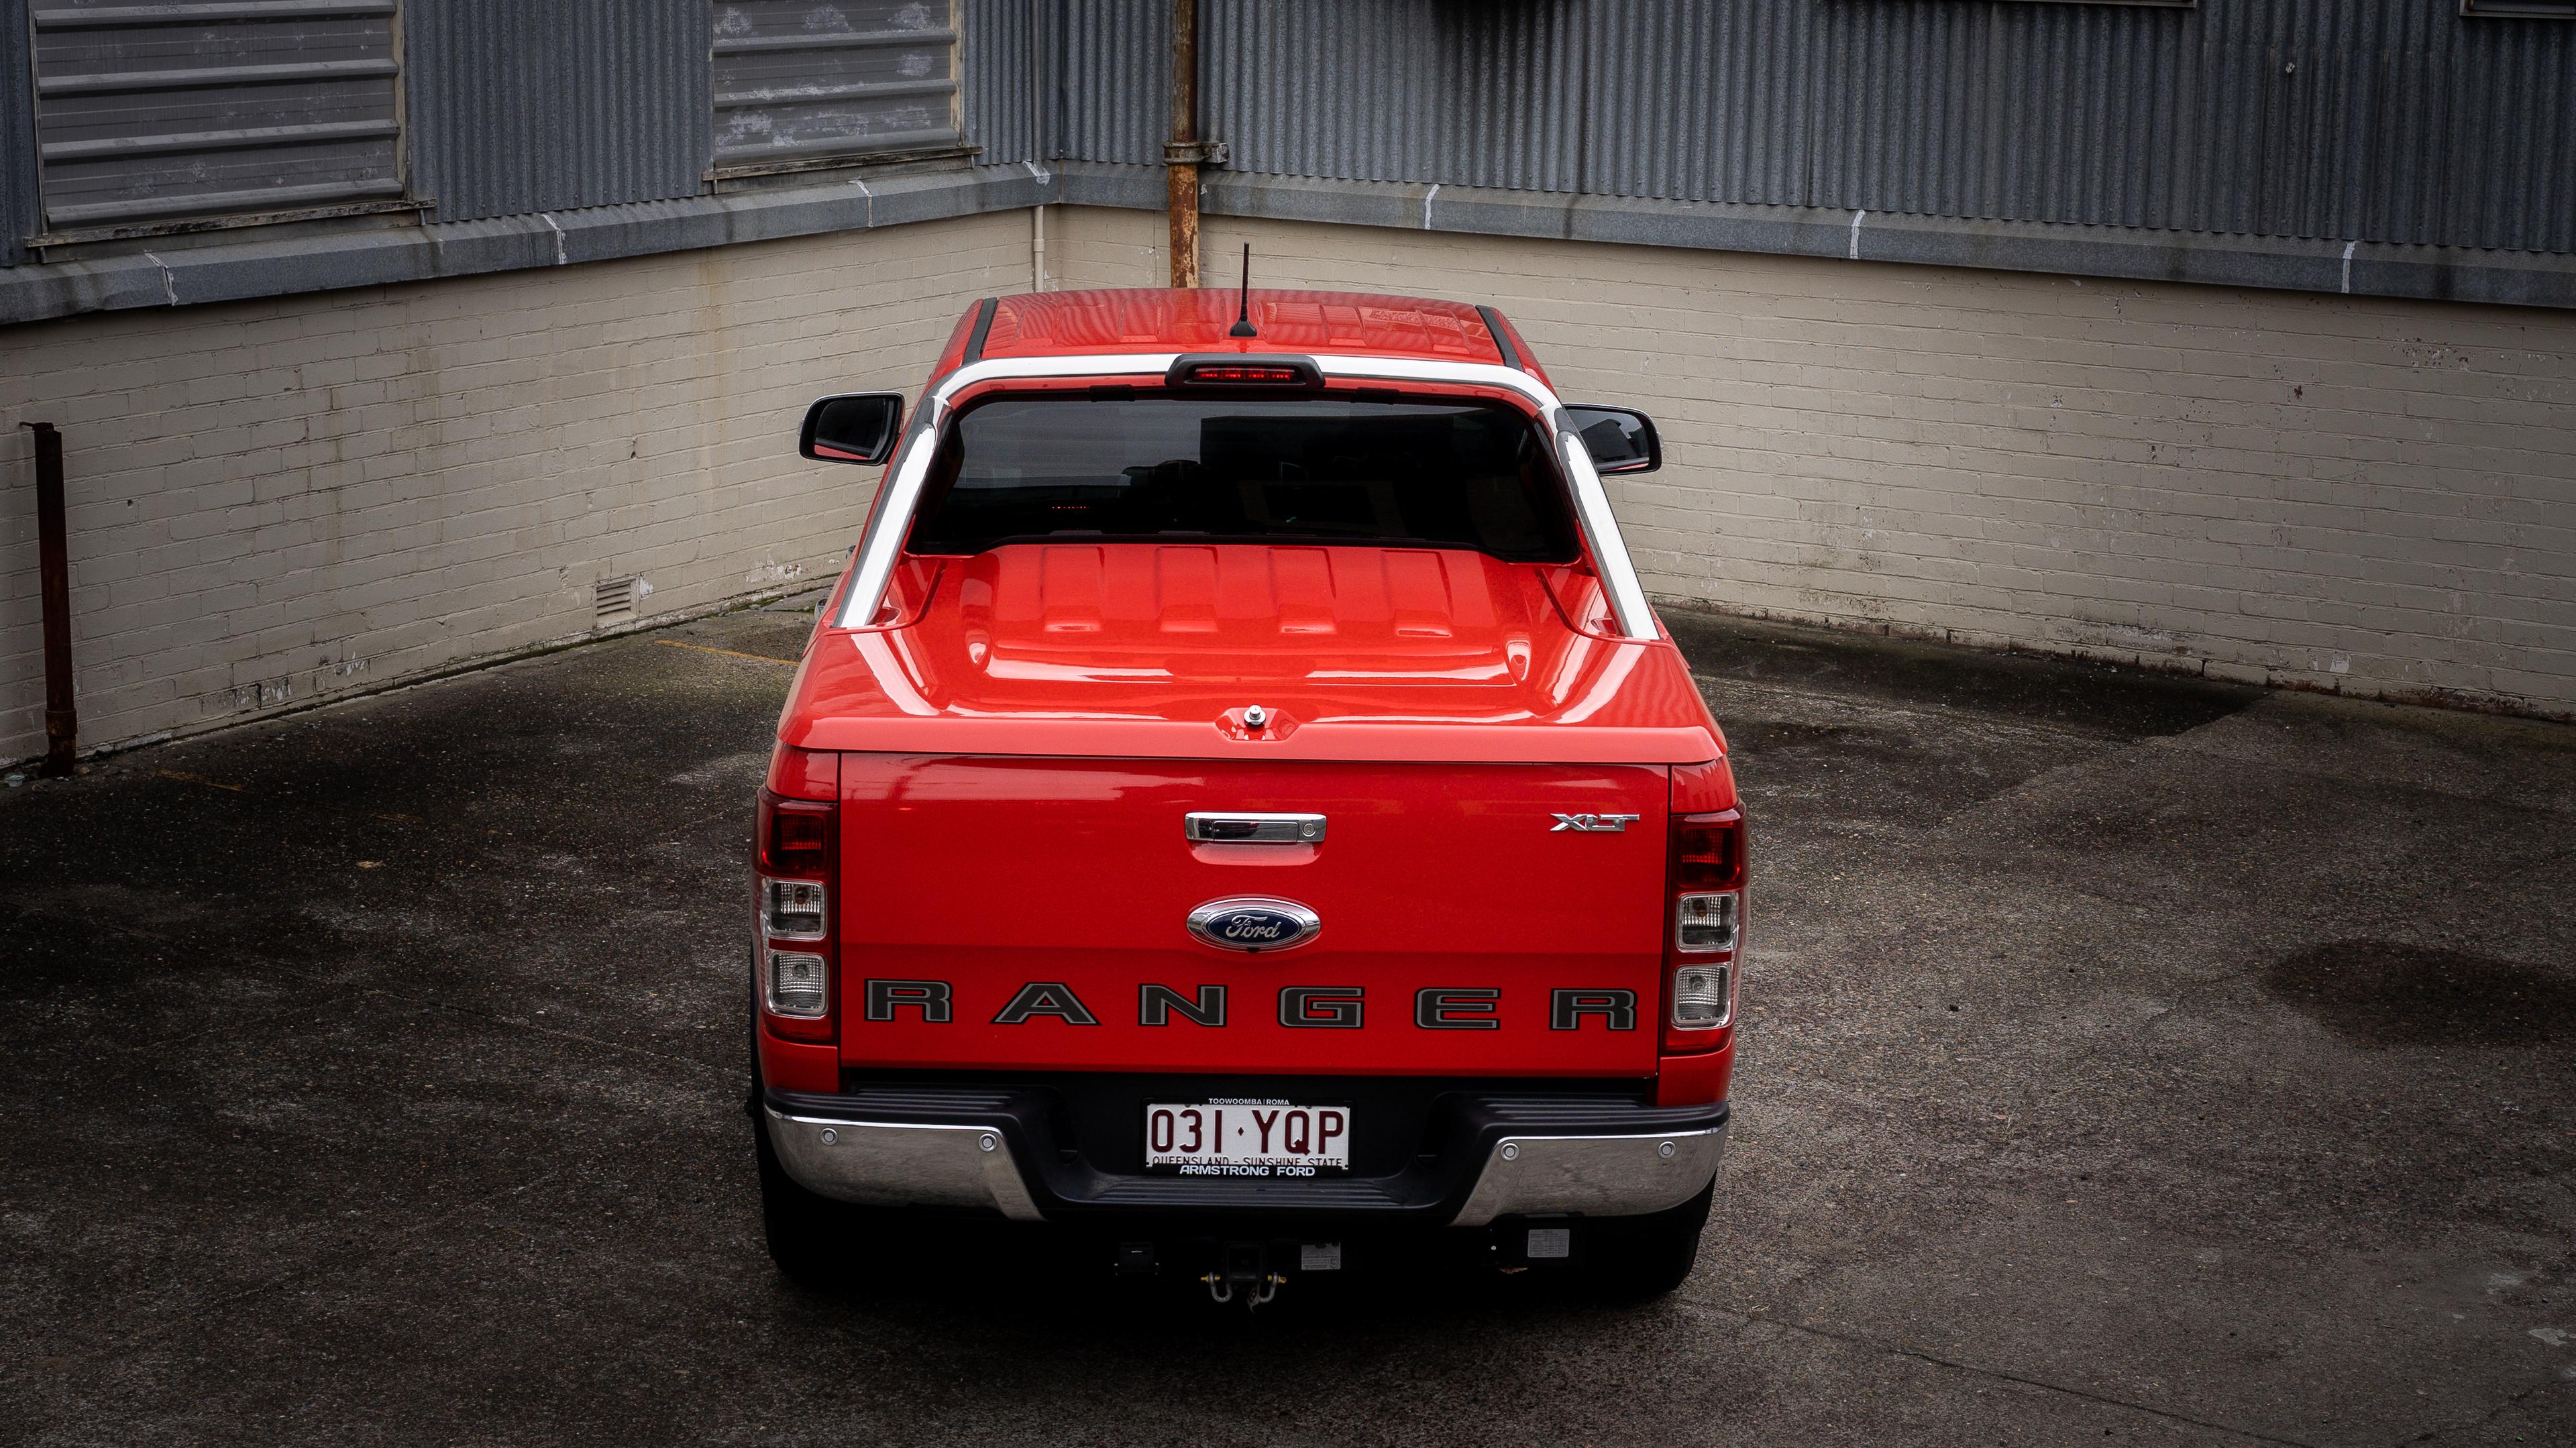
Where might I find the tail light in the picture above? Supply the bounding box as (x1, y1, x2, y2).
(1664, 805, 1745, 1050)
(757, 789, 838, 1042)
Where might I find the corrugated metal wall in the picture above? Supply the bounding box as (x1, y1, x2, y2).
(963, 0, 1040, 167)
(27, 0, 403, 234)
(1205, 0, 1593, 194)
(1146, 0, 2576, 256)
(1805, 0, 2575, 253)
(0, 0, 2565, 260)
(408, 0, 708, 224)
(712, 0, 960, 170)
(1056, 0, 1161, 167)
(2384, 3, 2576, 252)
(0, 0, 37, 265)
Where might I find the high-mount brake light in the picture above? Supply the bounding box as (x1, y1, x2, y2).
(756, 791, 839, 1042)
(1664, 807, 1746, 1045)
(1163, 353, 1324, 389)
(1192, 364, 1301, 383)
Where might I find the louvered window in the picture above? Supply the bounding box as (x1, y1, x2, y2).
(28, 0, 408, 241)
(712, 1, 962, 178)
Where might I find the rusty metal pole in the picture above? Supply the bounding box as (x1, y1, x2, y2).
(1165, 0, 1201, 288)
(21, 422, 74, 775)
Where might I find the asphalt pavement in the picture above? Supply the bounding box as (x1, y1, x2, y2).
(4, 596, 2571, 1446)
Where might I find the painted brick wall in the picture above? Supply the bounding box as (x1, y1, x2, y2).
(8, 199, 2572, 764)
(0, 211, 1028, 763)
(1058, 207, 2576, 717)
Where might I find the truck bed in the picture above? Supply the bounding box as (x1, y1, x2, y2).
(779, 543, 1723, 765)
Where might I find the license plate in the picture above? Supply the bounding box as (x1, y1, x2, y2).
(1144, 1099, 1351, 1176)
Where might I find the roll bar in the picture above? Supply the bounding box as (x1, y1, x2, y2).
(830, 354, 1660, 642)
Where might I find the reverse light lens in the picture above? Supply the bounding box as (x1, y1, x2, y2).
(761, 878, 828, 939)
(1671, 962, 1732, 1029)
(766, 950, 828, 1017)
(1676, 891, 1739, 952)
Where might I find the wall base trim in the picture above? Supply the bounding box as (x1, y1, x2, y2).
(1653, 598, 2576, 728)
(0, 581, 828, 775)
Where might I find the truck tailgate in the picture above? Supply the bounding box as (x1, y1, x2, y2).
(838, 755, 1668, 1076)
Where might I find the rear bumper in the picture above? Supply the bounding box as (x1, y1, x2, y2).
(761, 1081, 1727, 1227)
(765, 1107, 1049, 1221)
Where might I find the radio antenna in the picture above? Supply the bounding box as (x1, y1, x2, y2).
(1228, 243, 1258, 338)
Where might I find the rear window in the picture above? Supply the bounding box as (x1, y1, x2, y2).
(905, 394, 1578, 561)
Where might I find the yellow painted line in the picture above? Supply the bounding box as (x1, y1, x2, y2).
(652, 639, 800, 667)
(155, 769, 246, 793)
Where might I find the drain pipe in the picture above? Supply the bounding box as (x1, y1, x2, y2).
(20, 422, 74, 775)
(1164, 0, 1202, 288)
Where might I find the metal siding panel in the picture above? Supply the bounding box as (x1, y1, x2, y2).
(1068, 0, 2571, 258)
(2440, 7, 2574, 253)
(11, 0, 2555, 258)
(28, 0, 402, 231)
(1057, 0, 1157, 167)
(712, 0, 957, 168)
(963, 0, 1034, 166)
(0, 0, 35, 261)
(409, 0, 704, 225)
(1814, 0, 2201, 230)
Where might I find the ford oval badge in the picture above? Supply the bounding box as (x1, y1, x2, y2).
(1187, 896, 1322, 953)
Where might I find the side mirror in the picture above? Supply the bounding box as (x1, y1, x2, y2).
(799, 392, 906, 465)
(1564, 404, 1660, 474)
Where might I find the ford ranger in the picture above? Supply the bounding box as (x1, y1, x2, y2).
(750, 286, 1744, 1303)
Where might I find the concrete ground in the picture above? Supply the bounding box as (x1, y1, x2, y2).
(3, 598, 2571, 1447)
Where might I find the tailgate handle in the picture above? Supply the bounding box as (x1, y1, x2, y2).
(1185, 812, 1326, 844)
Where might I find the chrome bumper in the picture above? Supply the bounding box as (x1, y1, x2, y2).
(1447, 1122, 1728, 1226)
(764, 1105, 1047, 1221)
(767, 1103, 1725, 1227)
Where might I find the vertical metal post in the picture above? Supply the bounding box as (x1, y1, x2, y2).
(21, 422, 74, 775)
(1164, 0, 1201, 288)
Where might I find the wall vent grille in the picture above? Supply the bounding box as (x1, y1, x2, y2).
(594, 577, 637, 629)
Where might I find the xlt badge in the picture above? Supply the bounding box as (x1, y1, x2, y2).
(1550, 813, 1641, 832)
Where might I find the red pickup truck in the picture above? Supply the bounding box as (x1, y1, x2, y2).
(750, 287, 1744, 1302)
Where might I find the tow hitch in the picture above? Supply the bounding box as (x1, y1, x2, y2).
(1199, 1240, 1285, 1310)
